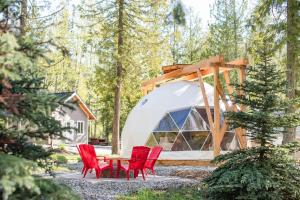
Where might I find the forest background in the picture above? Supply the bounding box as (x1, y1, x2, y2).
(27, 0, 298, 152)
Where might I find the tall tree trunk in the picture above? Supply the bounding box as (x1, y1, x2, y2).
(173, 20, 176, 63)
(112, 0, 124, 154)
(283, 0, 298, 144)
(232, 0, 238, 58)
(20, 0, 27, 35)
(189, 9, 192, 63)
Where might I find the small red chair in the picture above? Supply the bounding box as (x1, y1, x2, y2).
(143, 146, 163, 176)
(119, 146, 150, 180)
(86, 144, 113, 177)
(77, 144, 89, 175)
(82, 144, 112, 178)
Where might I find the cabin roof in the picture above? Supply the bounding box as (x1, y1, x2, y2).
(53, 92, 96, 120)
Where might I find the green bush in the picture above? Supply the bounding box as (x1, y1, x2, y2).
(0, 154, 79, 200)
(51, 154, 68, 165)
(201, 145, 300, 200)
(58, 144, 66, 151)
(56, 155, 68, 164)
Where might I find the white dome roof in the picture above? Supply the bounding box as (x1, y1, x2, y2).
(120, 80, 224, 159)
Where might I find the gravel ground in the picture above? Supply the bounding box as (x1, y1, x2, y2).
(67, 162, 215, 176)
(53, 162, 214, 200)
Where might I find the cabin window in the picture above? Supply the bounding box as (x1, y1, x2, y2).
(65, 121, 74, 134)
(76, 121, 84, 134)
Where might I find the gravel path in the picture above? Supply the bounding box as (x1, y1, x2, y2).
(53, 163, 214, 200)
(55, 172, 197, 200)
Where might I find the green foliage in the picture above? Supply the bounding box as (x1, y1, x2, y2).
(80, 0, 171, 140)
(12, 142, 55, 174)
(118, 186, 202, 200)
(31, 178, 80, 200)
(0, 154, 78, 200)
(202, 33, 300, 200)
(202, 145, 300, 200)
(207, 0, 248, 60)
(58, 143, 66, 151)
(0, 1, 78, 199)
(52, 154, 68, 165)
(0, 154, 39, 200)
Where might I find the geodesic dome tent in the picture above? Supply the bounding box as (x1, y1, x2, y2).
(120, 80, 240, 160)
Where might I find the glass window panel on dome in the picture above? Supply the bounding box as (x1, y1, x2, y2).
(183, 109, 209, 131)
(201, 132, 213, 150)
(153, 114, 178, 132)
(169, 108, 191, 129)
(221, 131, 236, 151)
(182, 131, 210, 150)
(171, 133, 191, 151)
(196, 107, 214, 127)
(145, 133, 158, 147)
(153, 132, 177, 151)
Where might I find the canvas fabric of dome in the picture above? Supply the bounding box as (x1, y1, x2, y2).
(120, 80, 238, 160)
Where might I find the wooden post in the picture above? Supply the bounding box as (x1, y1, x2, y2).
(223, 71, 234, 95)
(197, 70, 215, 134)
(213, 65, 221, 156)
(237, 68, 247, 147)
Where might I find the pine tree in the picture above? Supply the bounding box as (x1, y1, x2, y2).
(252, 0, 300, 143)
(80, 0, 170, 153)
(202, 32, 300, 200)
(208, 0, 248, 60)
(0, 1, 78, 199)
(166, 0, 186, 63)
(181, 8, 204, 63)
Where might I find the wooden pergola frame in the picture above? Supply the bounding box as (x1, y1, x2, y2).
(141, 55, 248, 157)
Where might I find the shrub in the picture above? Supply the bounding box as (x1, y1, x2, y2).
(51, 154, 68, 165)
(202, 145, 300, 200)
(56, 155, 68, 165)
(58, 143, 66, 151)
(0, 154, 79, 200)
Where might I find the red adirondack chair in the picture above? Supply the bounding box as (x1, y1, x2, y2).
(86, 144, 113, 177)
(119, 146, 150, 180)
(77, 144, 89, 175)
(77, 144, 112, 178)
(143, 146, 163, 176)
(82, 144, 112, 178)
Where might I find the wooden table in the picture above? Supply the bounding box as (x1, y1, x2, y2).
(105, 156, 130, 178)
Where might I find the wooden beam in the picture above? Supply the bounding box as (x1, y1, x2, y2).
(142, 68, 184, 87)
(213, 66, 221, 157)
(216, 80, 231, 111)
(219, 121, 229, 146)
(222, 70, 247, 148)
(223, 71, 234, 96)
(142, 55, 224, 88)
(237, 67, 247, 147)
(225, 58, 248, 66)
(156, 159, 215, 166)
(197, 70, 215, 134)
(162, 64, 191, 74)
(180, 73, 198, 81)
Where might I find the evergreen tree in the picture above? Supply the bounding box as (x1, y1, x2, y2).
(166, 0, 186, 63)
(202, 32, 300, 200)
(0, 1, 78, 199)
(208, 0, 248, 60)
(181, 8, 205, 63)
(80, 0, 170, 153)
(252, 0, 300, 144)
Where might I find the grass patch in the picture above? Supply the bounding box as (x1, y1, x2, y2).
(118, 186, 202, 200)
(51, 152, 80, 163)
